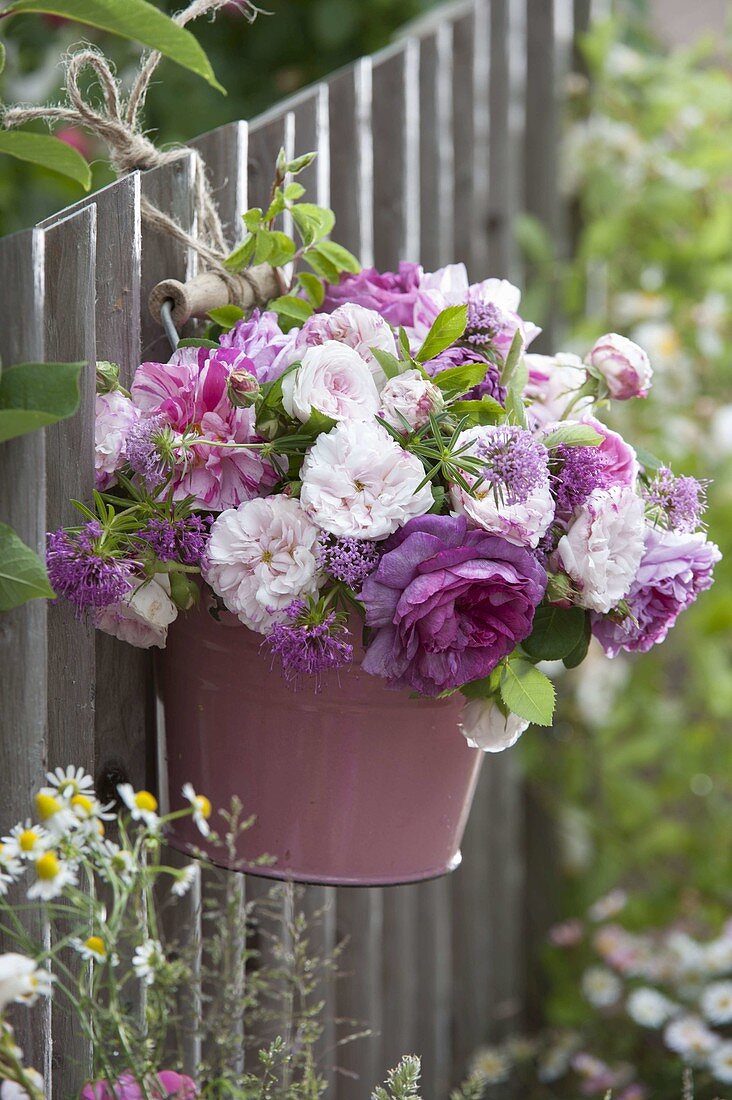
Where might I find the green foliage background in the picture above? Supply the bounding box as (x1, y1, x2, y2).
(0, 0, 434, 235)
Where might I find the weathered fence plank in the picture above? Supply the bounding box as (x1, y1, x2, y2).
(328, 60, 374, 265)
(0, 225, 50, 1085)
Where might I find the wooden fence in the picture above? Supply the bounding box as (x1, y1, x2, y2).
(0, 1, 596, 1096)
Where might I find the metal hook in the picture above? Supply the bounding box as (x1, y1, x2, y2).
(160, 298, 180, 352)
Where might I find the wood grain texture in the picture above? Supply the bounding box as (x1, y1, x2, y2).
(41, 203, 97, 1096)
(0, 225, 50, 1083)
(328, 60, 373, 264)
(191, 121, 249, 245)
(418, 24, 454, 272)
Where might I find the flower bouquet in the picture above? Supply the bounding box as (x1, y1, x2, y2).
(49, 152, 720, 883)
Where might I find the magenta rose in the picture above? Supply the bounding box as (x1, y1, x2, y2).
(80, 1071, 197, 1099)
(320, 262, 423, 327)
(361, 514, 546, 695)
(592, 525, 721, 656)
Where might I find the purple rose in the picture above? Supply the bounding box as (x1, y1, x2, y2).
(361, 514, 546, 695)
(592, 526, 721, 656)
(424, 345, 506, 405)
(320, 262, 423, 327)
(218, 308, 297, 383)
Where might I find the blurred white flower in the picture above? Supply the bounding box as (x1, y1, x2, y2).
(709, 1041, 732, 1085)
(664, 1015, 720, 1062)
(588, 889, 628, 922)
(117, 785, 160, 831)
(459, 699, 529, 753)
(27, 851, 76, 900)
(45, 766, 95, 798)
(72, 936, 108, 963)
(701, 981, 732, 1026)
(172, 864, 199, 899)
(1, 823, 50, 863)
(182, 783, 212, 838)
(469, 1047, 511, 1085)
(573, 640, 630, 727)
(1, 1069, 45, 1099)
(705, 936, 732, 976)
(581, 966, 623, 1008)
(0, 954, 53, 1012)
(132, 940, 165, 986)
(626, 987, 678, 1028)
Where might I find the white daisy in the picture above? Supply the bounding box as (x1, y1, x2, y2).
(701, 981, 732, 1026)
(71, 935, 108, 963)
(33, 789, 77, 836)
(0, 954, 54, 1011)
(45, 766, 95, 799)
(709, 1041, 732, 1085)
(2, 823, 50, 863)
(0, 842, 23, 879)
(100, 842, 136, 887)
(664, 1015, 720, 1063)
(117, 784, 160, 830)
(626, 987, 678, 1028)
(705, 936, 732, 976)
(182, 784, 212, 838)
(132, 939, 165, 986)
(27, 851, 77, 900)
(171, 863, 199, 898)
(581, 966, 623, 1008)
(469, 1047, 511, 1085)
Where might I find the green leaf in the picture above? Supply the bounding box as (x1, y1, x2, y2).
(315, 239, 361, 274)
(302, 408, 337, 437)
(460, 667, 503, 700)
(500, 330, 524, 387)
(543, 424, 604, 449)
(291, 203, 335, 246)
(3, 0, 225, 92)
(0, 522, 55, 611)
(449, 397, 504, 424)
(176, 338, 219, 349)
(270, 295, 314, 331)
(370, 347, 402, 381)
(0, 41, 6, 76)
(415, 304, 468, 363)
(432, 359, 490, 396)
(207, 305, 245, 330)
(523, 604, 587, 661)
(224, 233, 255, 273)
(296, 271, 325, 308)
(635, 445, 665, 473)
(563, 613, 592, 669)
(304, 246, 340, 283)
(0, 361, 83, 443)
(500, 658, 556, 726)
(0, 132, 91, 190)
(283, 181, 306, 202)
(262, 230, 296, 269)
(287, 152, 317, 176)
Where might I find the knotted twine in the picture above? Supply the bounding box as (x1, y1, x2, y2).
(3, 0, 264, 287)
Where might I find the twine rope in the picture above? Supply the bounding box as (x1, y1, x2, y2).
(3, 0, 264, 284)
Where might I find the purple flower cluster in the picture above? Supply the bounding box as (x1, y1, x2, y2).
(645, 467, 707, 533)
(554, 444, 614, 517)
(218, 308, 296, 384)
(124, 415, 173, 489)
(474, 426, 549, 506)
(265, 600, 353, 688)
(320, 262, 422, 327)
(425, 345, 507, 406)
(139, 516, 211, 566)
(47, 521, 133, 616)
(463, 300, 503, 347)
(318, 535, 381, 590)
(593, 526, 721, 656)
(361, 514, 546, 695)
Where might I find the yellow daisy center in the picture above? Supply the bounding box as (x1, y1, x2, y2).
(35, 792, 62, 821)
(84, 936, 106, 958)
(19, 829, 40, 852)
(36, 852, 60, 881)
(194, 795, 212, 820)
(134, 791, 158, 813)
(71, 794, 94, 815)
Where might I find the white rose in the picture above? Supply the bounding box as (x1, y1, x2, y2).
(556, 485, 645, 613)
(300, 419, 434, 540)
(203, 496, 321, 633)
(459, 699, 529, 752)
(587, 332, 653, 400)
(296, 304, 398, 389)
(92, 575, 178, 649)
(525, 352, 591, 427)
(379, 369, 444, 432)
(282, 341, 380, 423)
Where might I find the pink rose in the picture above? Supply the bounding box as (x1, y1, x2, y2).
(80, 1071, 197, 1099)
(378, 369, 444, 431)
(587, 332, 652, 400)
(579, 416, 639, 488)
(92, 575, 178, 649)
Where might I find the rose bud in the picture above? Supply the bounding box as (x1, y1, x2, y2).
(586, 333, 653, 401)
(228, 367, 260, 407)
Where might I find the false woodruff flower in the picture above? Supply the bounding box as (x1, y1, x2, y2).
(318, 534, 381, 590)
(124, 414, 177, 489)
(264, 598, 353, 688)
(47, 521, 134, 615)
(644, 466, 708, 533)
(139, 515, 211, 566)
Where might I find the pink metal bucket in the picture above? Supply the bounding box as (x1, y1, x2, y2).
(158, 599, 482, 886)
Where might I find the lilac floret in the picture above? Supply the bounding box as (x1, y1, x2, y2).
(554, 444, 614, 517)
(645, 467, 708, 533)
(318, 535, 380, 590)
(474, 425, 549, 506)
(264, 600, 353, 689)
(139, 515, 211, 566)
